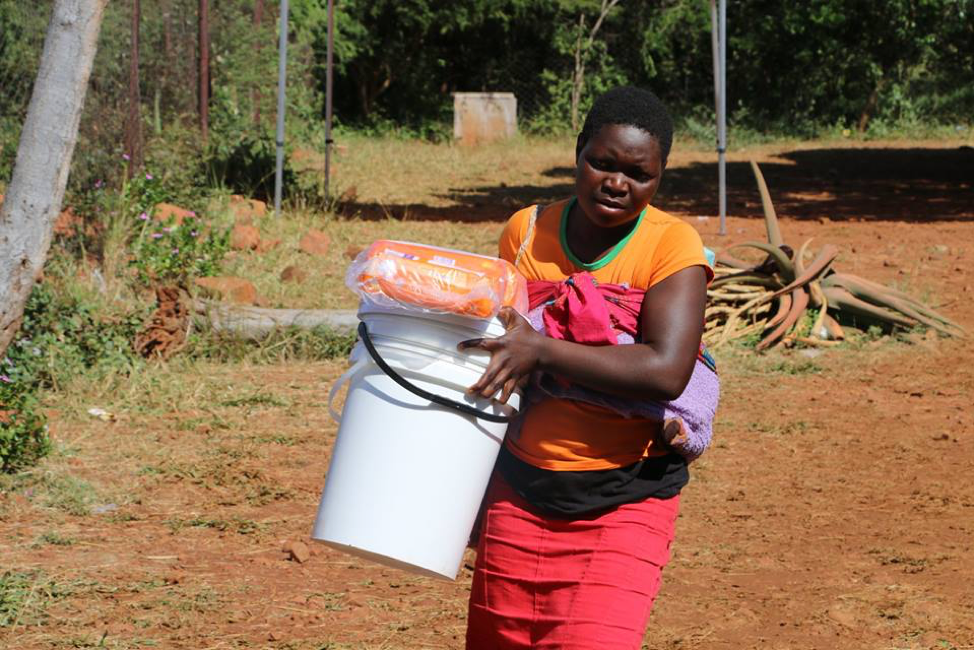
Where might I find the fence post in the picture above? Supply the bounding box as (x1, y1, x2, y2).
(274, 0, 290, 216)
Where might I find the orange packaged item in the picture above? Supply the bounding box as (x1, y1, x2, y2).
(348, 240, 528, 319)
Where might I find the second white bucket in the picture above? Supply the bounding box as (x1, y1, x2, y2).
(311, 306, 518, 580)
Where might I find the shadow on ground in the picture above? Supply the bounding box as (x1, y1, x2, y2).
(337, 146, 974, 223)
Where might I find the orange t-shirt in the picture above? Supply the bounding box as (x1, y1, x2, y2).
(499, 198, 712, 471)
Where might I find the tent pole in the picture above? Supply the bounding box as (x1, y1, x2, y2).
(717, 0, 727, 236)
(273, 0, 289, 216)
(324, 0, 334, 200)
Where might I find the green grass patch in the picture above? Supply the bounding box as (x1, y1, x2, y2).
(0, 470, 100, 516)
(33, 531, 76, 547)
(165, 516, 264, 536)
(0, 569, 72, 628)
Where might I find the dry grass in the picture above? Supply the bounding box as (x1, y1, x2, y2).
(219, 213, 506, 310)
(328, 133, 574, 208)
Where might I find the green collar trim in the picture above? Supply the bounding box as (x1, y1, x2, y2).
(559, 198, 647, 271)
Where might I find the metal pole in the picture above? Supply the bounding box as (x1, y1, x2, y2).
(274, 0, 289, 217)
(709, 0, 719, 116)
(717, 0, 727, 236)
(324, 0, 334, 200)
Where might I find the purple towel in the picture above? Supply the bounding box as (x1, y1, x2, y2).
(521, 305, 720, 463)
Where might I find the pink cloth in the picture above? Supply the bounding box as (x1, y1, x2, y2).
(466, 472, 680, 649)
(527, 273, 643, 346)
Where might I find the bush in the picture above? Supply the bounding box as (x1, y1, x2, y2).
(0, 281, 148, 472)
(0, 385, 49, 473)
(130, 211, 230, 287)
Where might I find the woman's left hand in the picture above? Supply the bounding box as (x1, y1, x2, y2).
(457, 306, 544, 404)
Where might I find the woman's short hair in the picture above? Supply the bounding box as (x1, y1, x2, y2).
(578, 86, 674, 165)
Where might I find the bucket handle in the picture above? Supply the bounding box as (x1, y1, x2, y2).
(357, 321, 516, 424)
(327, 357, 368, 424)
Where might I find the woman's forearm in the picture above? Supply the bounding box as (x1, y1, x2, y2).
(536, 336, 691, 401)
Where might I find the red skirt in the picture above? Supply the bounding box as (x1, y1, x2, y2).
(466, 472, 680, 650)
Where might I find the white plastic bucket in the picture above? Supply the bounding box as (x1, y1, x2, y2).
(311, 307, 518, 580)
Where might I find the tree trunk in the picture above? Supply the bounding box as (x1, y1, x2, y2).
(0, 0, 109, 359)
(570, 0, 620, 132)
(198, 0, 210, 142)
(124, 0, 143, 176)
(857, 77, 885, 133)
(570, 14, 585, 132)
(252, 0, 264, 126)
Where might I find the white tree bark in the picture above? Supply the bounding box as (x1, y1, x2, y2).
(194, 301, 358, 339)
(0, 0, 108, 358)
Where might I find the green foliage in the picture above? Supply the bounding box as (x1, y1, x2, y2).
(1, 281, 148, 472)
(130, 212, 230, 287)
(0, 389, 49, 473)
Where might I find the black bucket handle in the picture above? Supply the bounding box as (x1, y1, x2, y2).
(357, 321, 516, 424)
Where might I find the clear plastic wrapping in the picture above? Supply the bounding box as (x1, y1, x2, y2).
(347, 240, 528, 319)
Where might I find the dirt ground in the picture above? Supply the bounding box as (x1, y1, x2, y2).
(1, 140, 973, 649)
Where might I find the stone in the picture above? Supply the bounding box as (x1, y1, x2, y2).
(299, 229, 330, 256)
(256, 238, 281, 254)
(164, 571, 185, 585)
(291, 148, 326, 173)
(154, 202, 195, 225)
(827, 604, 857, 627)
(230, 224, 260, 251)
(283, 540, 311, 563)
(194, 276, 258, 305)
(230, 195, 267, 222)
(339, 185, 358, 203)
(280, 265, 308, 283)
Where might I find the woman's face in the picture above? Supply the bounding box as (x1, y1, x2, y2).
(574, 124, 664, 228)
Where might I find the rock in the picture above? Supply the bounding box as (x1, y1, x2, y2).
(280, 265, 308, 283)
(291, 148, 326, 173)
(230, 195, 267, 222)
(154, 202, 195, 225)
(230, 224, 260, 251)
(194, 276, 258, 305)
(827, 604, 857, 627)
(164, 571, 185, 585)
(53, 207, 83, 237)
(256, 238, 281, 254)
(344, 245, 364, 260)
(267, 630, 282, 641)
(339, 185, 358, 203)
(282, 540, 311, 563)
(299, 229, 330, 256)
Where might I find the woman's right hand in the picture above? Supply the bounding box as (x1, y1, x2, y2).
(457, 307, 545, 404)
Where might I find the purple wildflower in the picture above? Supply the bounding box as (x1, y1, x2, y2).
(94, 180, 104, 189)
(138, 212, 149, 221)
(152, 233, 163, 239)
(188, 211, 197, 217)
(145, 173, 153, 180)
(172, 248, 180, 255)
(122, 153, 130, 161)
(190, 230, 198, 237)
(162, 227, 171, 233)
(0, 374, 12, 383)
